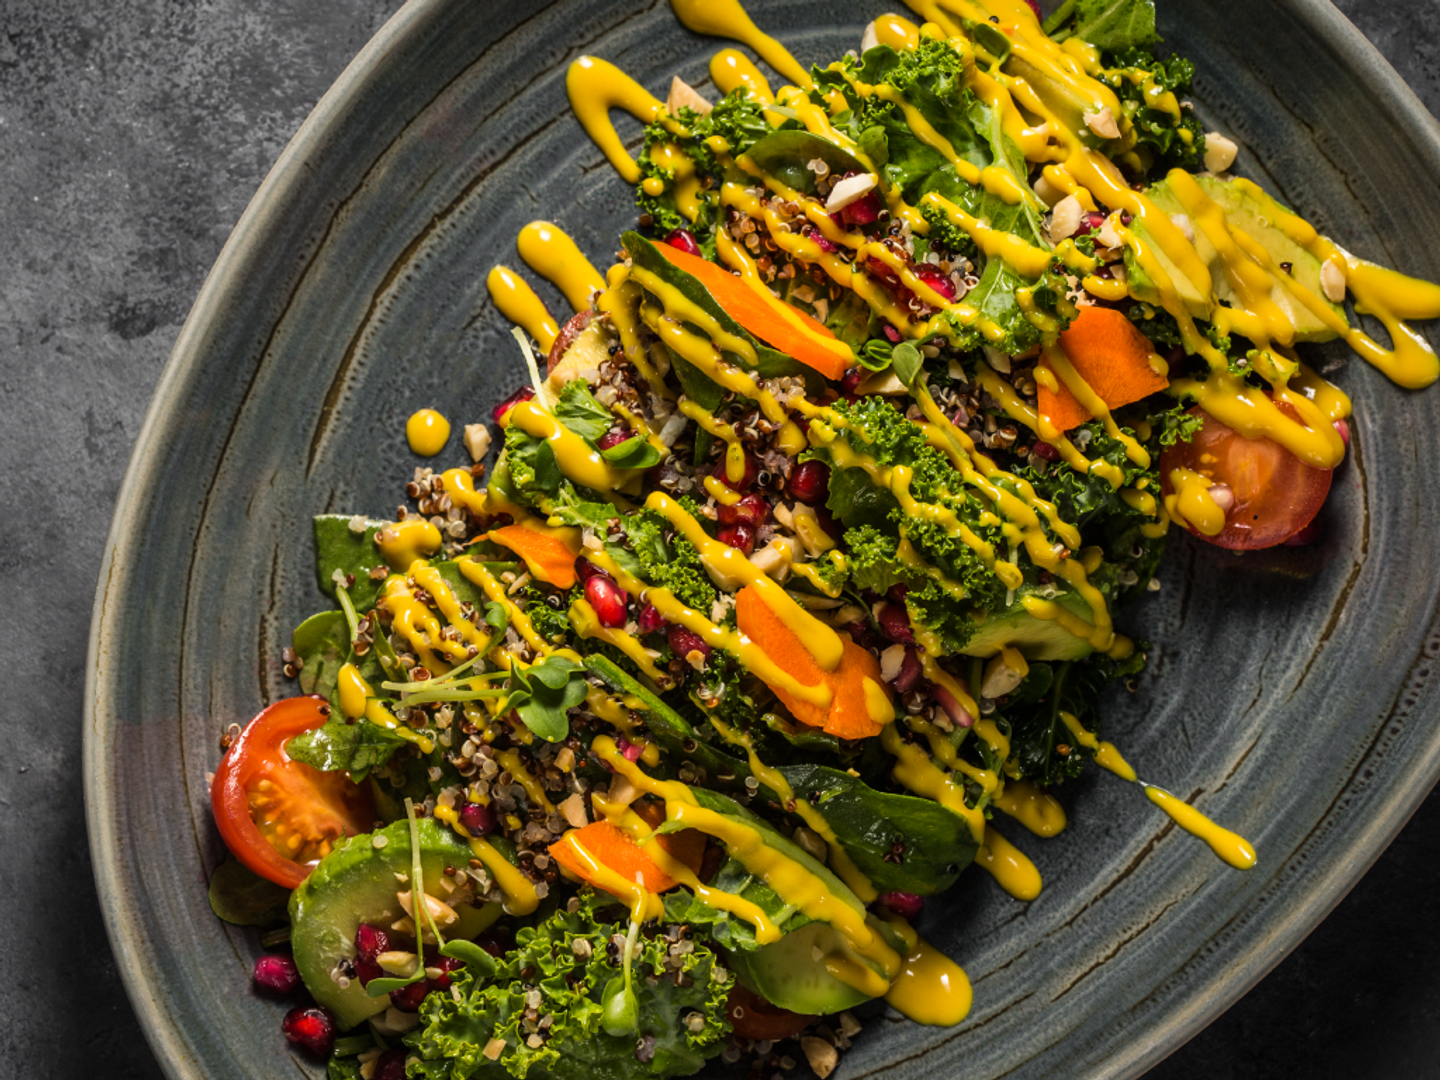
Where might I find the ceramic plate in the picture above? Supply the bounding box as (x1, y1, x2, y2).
(85, 1, 1440, 1078)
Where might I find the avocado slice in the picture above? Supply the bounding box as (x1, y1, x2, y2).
(728, 921, 882, 1015)
(959, 587, 1096, 661)
(1126, 175, 1347, 343)
(288, 817, 493, 1030)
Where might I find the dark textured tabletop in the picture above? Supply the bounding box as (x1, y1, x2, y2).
(2, 2, 1438, 1078)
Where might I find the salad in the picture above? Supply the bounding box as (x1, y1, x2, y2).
(205, 1, 1440, 1079)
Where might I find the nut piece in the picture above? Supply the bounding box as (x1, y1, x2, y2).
(1049, 194, 1083, 241)
(666, 76, 713, 115)
(375, 950, 418, 976)
(802, 1036, 840, 1079)
(1320, 258, 1347, 303)
(983, 346, 1012, 374)
(1083, 106, 1120, 139)
(792, 826, 829, 862)
(483, 1037, 508, 1061)
(879, 644, 907, 682)
(1203, 131, 1238, 173)
(558, 791, 589, 829)
(825, 172, 879, 212)
(397, 890, 459, 930)
(981, 653, 1025, 699)
(463, 423, 492, 462)
(860, 20, 880, 52)
(1033, 171, 1067, 208)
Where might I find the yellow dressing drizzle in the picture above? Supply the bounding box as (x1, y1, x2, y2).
(975, 824, 1042, 901)
(1143, 786, 1257, 870)
(565, 56, 664, 183)
(710, 48, 774, 101)
(375, 518, 442, 571)
(405, 409, 450, 456)
(670, 0, 811, 88)
(882, 916, 973, 1026)
(517, 221, 607, 312)
(486, 265, 559, 353)
(993, 779, 1067, 837)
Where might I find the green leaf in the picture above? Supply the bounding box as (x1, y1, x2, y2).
(292, 610, 350, 700)
(662, 856, 814, 951)
(741, 129, 866, 195)
(891, 341, 923, 387)
(528, 655, 585, 691)
(554, 379, 616, 444)
(438, 939, 500, 977)
(207, 854, 290, 926)
(1071, 0, 1158, 51)
(599, 433, 664, 469)
(285, 719, 408, 781)
(313, 515, 388, 611)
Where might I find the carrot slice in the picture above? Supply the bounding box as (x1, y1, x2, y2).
(1037, 306, 1170, 432)
(632, 800, 707, 876)
(656, 242, 851, 380)
(485, 523, 580, 588)
(548, 820, 677, 894)
(735, 586, 888, 740)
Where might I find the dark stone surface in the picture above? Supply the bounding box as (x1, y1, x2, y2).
(0, 2, 1434, 1079)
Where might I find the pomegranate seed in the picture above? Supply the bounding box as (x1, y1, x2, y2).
(573, 556, 604, 583)
(915, 266, 957, 302)
(389, 979, 431, 1012)
(492, 385, 535, 424)
(876, 891, 925, 920)
(892, 647, 923, 695)
(877, 603, 916, 645)
(665, 228, 701, 255)
(841, 367, 865, 394)
(887, 583, 909, 603)
(598, 429, 631, 451)
(1334, 417, 1351, 447)
(252, 954, 300, 994)
(846, 620, 880, 651)
(712, 452, 758, 492)
(616, 736, 644, 762)
(813, 232, 840, 254)
(1032, 441, 1060, 462)
(864, 257, 902, 290)
(638, 602, 666, 635)
(841, 191, 882, 226)
(281, 1006, 337, 1056)
(1023, 0, 1041, 18)
(425, 951, 464, 989)
(716, 522, 756, 555)
(374, 1049, 409, 1080)
(667, 623, 712, 660)
(882, 324, 902, 344)
(355, 923, 389, 961)
(354, 956, 382, 987)
(459, 800, 496, 836)
(828, 212, 847, 230)
(585, 574, 629, 628)
(717, 492, 770, 527)
(787, 460, 831, 504)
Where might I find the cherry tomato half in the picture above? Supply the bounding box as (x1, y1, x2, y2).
(211, 696, 374, 888)
(1159, 405, 1335, 550)
(726, 984, 815, 1042)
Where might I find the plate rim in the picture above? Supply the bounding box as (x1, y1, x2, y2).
(83, 2, 1440, 1078)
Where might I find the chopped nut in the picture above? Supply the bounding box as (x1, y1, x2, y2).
(859, 20, 880, 52)
(837, 1012, 862, 1038)
(824, 172, 878, 212)
(981, 653, 1025, 699)
(463, 423, 492, 462)
(1321, 258, 1347, 303)
(558, 791, 589, 829)
(1083, 106, 1120, 139)
(1203, 131, 1239, 173)
(666, 76, 713, 115)
(1033, 172, 1067, 207)
(792, 826, 828, 863)
(801, 1036, 839, 1079)
(483, 1037, 507, 1061)
(397, 890, 459, 930)
(375, 950, 419, 976)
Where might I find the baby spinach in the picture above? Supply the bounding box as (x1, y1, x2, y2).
(313, 514, 389, 611)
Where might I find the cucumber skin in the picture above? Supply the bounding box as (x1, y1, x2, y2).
(288, 818, 474, 1030)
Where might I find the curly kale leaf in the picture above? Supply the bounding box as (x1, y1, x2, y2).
(1016, 422, 1153, 531)
(407, 895, 733, 1080)
(498, 425, 616, 530)
(607, 509, 717, 614)
(1149, 402, 1204, 448)
(523, 584, 579, 647)
(1106, 49, 1206, 172)
(1005, 652, 1147, 786)
(636, 92, 779, 249)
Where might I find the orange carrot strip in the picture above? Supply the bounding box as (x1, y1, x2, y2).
(656, 242, 851, 380)
(632, 801, 707, 876)
(1038, 306, 1170, 432)
(735, 586, 887, 740)
(548, 820, 677, 894)
(485, 523, 580, 589)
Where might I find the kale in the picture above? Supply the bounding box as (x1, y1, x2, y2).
(611, 509, 718, 614)
(524, 584, 578, 646)
(1148, 402, 1204, 447)
(498, 424, 616, 530)
(406, 894, 733, 1080)
(1105, 49, 1207, 172)
(1016, 422, 1151, 531)
(1005, 652, 1147, 786)
(635, 91, 780, 249)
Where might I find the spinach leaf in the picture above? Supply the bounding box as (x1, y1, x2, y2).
(1070, 0, 1158, 52)
(313, 514, 388, 611)
(599, 433, 664, 470)
(285, 719, 408, 781)
(292, 610, 350, 701)
(661, 856, 814, 951)
(554, 379, 615, 444)
(208, 854, 290, 926)
(741, 129, 865, 195)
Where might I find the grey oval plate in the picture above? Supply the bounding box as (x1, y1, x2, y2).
(85, 1, 1440, 1078)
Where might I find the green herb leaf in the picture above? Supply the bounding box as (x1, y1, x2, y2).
(285, 720, 408, 782)
(207, 854, 290, 927)
(890, 341, 923, 387)
(292, 610, 350, 700)
(314, 515, 389, 611)
(599, 433, 664, 469)
(1070, 0, 1158, 52)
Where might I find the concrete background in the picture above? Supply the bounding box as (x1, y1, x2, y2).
(0, 1, 1436, 1077)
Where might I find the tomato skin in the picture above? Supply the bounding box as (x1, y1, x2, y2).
(211, 696, 375, 889)
(1159, 405, 1335, 551)
(726, 984, 814, 1041)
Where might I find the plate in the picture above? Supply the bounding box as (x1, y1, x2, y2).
(84, 1, 1440, 1078)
